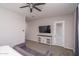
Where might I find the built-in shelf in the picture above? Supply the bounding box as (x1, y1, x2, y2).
(37, 35, 52, 37)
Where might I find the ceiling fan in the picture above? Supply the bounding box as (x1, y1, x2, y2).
(20, 3, 45, 13)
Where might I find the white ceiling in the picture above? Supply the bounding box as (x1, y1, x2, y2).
(0, 3, 76, 21)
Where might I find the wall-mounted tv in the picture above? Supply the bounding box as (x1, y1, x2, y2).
(39, 25, 51, 33)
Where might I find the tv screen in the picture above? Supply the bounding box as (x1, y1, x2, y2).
(39, 25, 51, 33)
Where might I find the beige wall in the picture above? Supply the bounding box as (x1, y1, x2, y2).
(26, 14, 75, 50)
(0, 7, 26, 47)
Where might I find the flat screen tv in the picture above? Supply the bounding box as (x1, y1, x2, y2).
(39, 25, 51, 33)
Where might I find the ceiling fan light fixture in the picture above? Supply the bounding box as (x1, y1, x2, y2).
(20, 3, 45, 13)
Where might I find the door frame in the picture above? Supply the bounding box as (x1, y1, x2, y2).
(53, 21, 65, 47)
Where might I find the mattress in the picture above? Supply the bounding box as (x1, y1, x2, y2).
(0, 45, 22, 56)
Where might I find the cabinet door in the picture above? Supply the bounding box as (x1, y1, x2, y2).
(46, 37, 51, 45)
(38, 37, 41, 43)
(40, 37, 44, 43)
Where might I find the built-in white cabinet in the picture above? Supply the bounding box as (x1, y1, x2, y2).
(37, 35, 52, 45)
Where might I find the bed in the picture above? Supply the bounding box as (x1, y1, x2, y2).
(0, 45, 22, 56)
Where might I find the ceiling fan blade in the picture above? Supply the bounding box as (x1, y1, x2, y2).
(34, 6, 41, 11)
(20, 6, 28, 8)
(34, 3, 45, 5)
(30, 8, 32, 13)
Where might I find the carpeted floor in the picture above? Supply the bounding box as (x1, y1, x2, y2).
(26, 40, 74, 56)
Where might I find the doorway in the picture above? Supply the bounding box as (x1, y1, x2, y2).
(54, 21, 65, 47)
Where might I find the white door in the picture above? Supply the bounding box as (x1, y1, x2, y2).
(54, 21, 64, 47)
